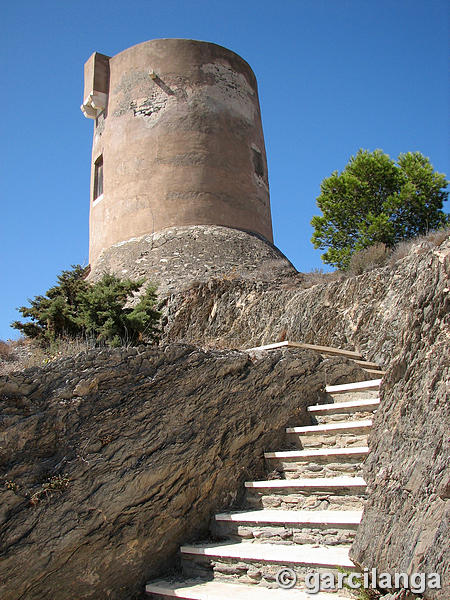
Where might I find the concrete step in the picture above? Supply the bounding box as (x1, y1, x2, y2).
(311, 411, 376, 426)
(286, 420, 372, 434)
(288, 431, 369, 450)
(265, 447, 369, 460)
(265, 447, 368, 479)
(180, 542, 356, 589)
(212, 521, 359, 547)
(308, 398, 380, 414)
(245, 487, 367, 512)
(214, 509, 363, 525)
(245, 475, 366, 490)
(146, 579, 349, 599)
(212, 509, 362, 546)
(325, 379, 381, 394)
(244, 476, 367, 512)
(181, 541, 355, 568)
(245, 476, 366, 490)
(325, 389, 380, 404)
(272, 461, 364, 479)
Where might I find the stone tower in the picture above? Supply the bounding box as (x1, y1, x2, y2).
(81, 39, 295, 292)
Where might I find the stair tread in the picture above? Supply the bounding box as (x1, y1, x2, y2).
(265, 446, 369, 459)
(180, 541, 354, 567)
(287, 419, 372, 434)
(245, 476, 366, 489)
(307, 398, 380, 413)
(215, 509, 363, 525)
(146, 578, 349, 599)
(325, 379, 381, 393)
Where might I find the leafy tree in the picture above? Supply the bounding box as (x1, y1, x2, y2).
(12, 266, 160, 347)
(311, 150, 449, 270)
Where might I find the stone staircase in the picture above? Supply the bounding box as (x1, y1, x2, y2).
(146, 343, 382, 599)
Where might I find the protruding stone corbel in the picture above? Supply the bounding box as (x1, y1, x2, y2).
(81, 91, 108, 119)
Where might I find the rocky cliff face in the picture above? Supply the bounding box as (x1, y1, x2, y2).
(161, 239, 449, 370)
(0, 344, 364, 600)
(350, 242, 449, 599)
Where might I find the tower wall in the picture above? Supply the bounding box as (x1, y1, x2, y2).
(84, 39, 274, 266)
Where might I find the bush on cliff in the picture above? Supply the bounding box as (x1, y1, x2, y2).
(12, 265, 160, 347)
(311, 149, 449, 270)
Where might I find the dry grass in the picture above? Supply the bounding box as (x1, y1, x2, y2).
(280, 268, 345, 291)
(0, 341, 14, 361)
(348, 243, 391, 275)
(301, 268, 345, 287)
(346, 227, 450, 275)
(0, 339, 36, 375)
(0, 337, 98, 376)
(389, 227, 450, 264)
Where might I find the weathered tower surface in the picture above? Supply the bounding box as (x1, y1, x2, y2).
(82, 39, 295, 292)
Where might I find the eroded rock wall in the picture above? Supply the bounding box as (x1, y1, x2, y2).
(162, 239, 450, 368)
(350, 245, 449, 599)
(0, 344, 363, 600)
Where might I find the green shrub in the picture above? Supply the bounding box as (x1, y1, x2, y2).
(12, 266, 160, 347)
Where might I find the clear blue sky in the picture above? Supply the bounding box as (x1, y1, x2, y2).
(1, 0, 448, 340)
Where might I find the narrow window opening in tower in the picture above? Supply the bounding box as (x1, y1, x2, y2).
(252, 148, 265, 178)
(94, 156, 103, 200)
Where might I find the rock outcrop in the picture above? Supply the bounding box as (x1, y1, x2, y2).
(161, 238, 450, 369)
(0, 344, 364, 600)
(350, 243, 449, 599)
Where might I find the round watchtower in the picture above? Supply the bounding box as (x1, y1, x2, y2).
(82, 39, 274, 265)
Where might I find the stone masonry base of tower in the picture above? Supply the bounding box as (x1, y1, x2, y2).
(87, 225, 297, 295)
